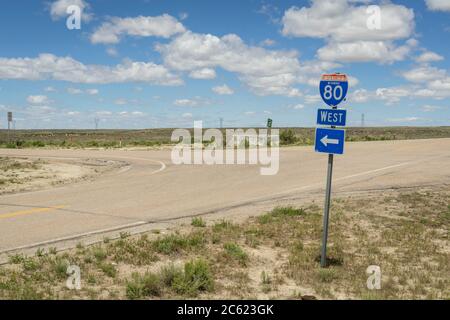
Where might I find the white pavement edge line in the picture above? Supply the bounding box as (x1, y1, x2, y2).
(0, 221, 147, 256)
(0, 161, 413, 256)
(256, 161, 412, 201)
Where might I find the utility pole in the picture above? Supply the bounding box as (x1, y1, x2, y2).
(94, 118, 100, 130)
(361, 113, 365, 127)
(219, 117, 223, 129)
(7, 112, 12, 142)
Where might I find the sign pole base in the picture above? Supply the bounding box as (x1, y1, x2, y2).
(320, 153, 334, 268)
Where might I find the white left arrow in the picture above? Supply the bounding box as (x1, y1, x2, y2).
(320, 135, 339, 147)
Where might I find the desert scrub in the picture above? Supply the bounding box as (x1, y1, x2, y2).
(171, 259, 214, 296)
(126, 272, 163, 299)
(223, 243, 248, 266)
(191, 217, 206, 227)
(152, 232, 206, 254)
(279, 129, 298, 145)
(125, 260, 214, 299)
(106, 235, 158, 266)
(258, 206, 304, 224)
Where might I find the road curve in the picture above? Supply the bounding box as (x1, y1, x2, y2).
(1, 138, 450, 253)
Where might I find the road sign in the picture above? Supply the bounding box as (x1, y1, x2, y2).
(7, 112, 12, 122)
(267, 118, 273, 128)
(319, 74, 348, 107)
(315, 128, 345, 155)
(317, 108, 347, 127)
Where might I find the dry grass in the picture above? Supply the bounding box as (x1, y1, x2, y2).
(0, 187, 448, 300)
(1, 127, 449, 148)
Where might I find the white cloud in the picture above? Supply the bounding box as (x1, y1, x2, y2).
(376, 87, 410, 104)
(317, 39, 416, 63)
(244, 111, 255, 115)
(117, 111, 145, 117)
(182, 112, 193, 119)
(95, 111, 112, 116)
(292, 104, 305, 110)
(282, 1, 414, 42)
(212, 84, 234, 95)
(67, 87, 83, 94)
(402, 66, 446, 83)
(174, 99, 201, 107)
(401, 65, 450, 98)
(179, 12, 189, 21)
(421, 105, 442, 112)
(0, 53, 182, 85)
(106, 47, 119, 57)
(86, 88, 99, 95)
(304, 94, 321, 104)
(114, 99, 128, 105)
(425, 0, 450, 12)
(282, 1, 415, 63)
(44, 86, 57, 92)
(351, 89, 371, 103)
(90, 14, 186, 44)
(429, 77, 450, 92)
(156, 31, 302, 96)
(415, 51, 444, 63)
(387, 116, 420, 122)
(27, 95, 51, 105)
(50, 0, 92, 21)
(260, 39, 276, 47)
(189, 68, 216, 79)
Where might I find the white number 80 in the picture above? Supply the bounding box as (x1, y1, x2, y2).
(323, 85, 343, 101)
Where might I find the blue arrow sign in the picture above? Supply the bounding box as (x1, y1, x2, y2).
(317, 109, 347, 127)
(315, 128, 345, 155)
(319, 74, 348, 107)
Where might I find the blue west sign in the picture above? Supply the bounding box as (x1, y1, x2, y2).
(317, 108, 347, 127)
(319, 74, 348, 107)
(315, 128, 346, 155)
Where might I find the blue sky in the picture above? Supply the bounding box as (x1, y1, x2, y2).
(0, 0, 449, 129)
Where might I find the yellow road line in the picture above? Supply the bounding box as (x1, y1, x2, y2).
(0, 205, 66, 219)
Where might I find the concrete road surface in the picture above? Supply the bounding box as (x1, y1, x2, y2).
(1, 138, 450, 255)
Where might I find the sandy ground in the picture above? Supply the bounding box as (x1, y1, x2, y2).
(0, 157, 126, 195)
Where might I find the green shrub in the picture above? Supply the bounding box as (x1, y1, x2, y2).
(126, 272, 162, 299)
(191, 217, 206, 228)
(271, 206, 305, 217)
(99, 262, 117, 278)
(223, 243, 248, 266)
(153, 233, 204, 254)
(92, 246, 107, 261)
(159, 264, 183, 287)
(172, 259, 214, 296)
(317, 269, 337, 283)
(280, 129, 298, 145)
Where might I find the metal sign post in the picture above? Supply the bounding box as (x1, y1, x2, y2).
(315, 74, 348, 268)
(321, 152, 334, 267)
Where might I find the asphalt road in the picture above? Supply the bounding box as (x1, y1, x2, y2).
(1, 138, 450, 254)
